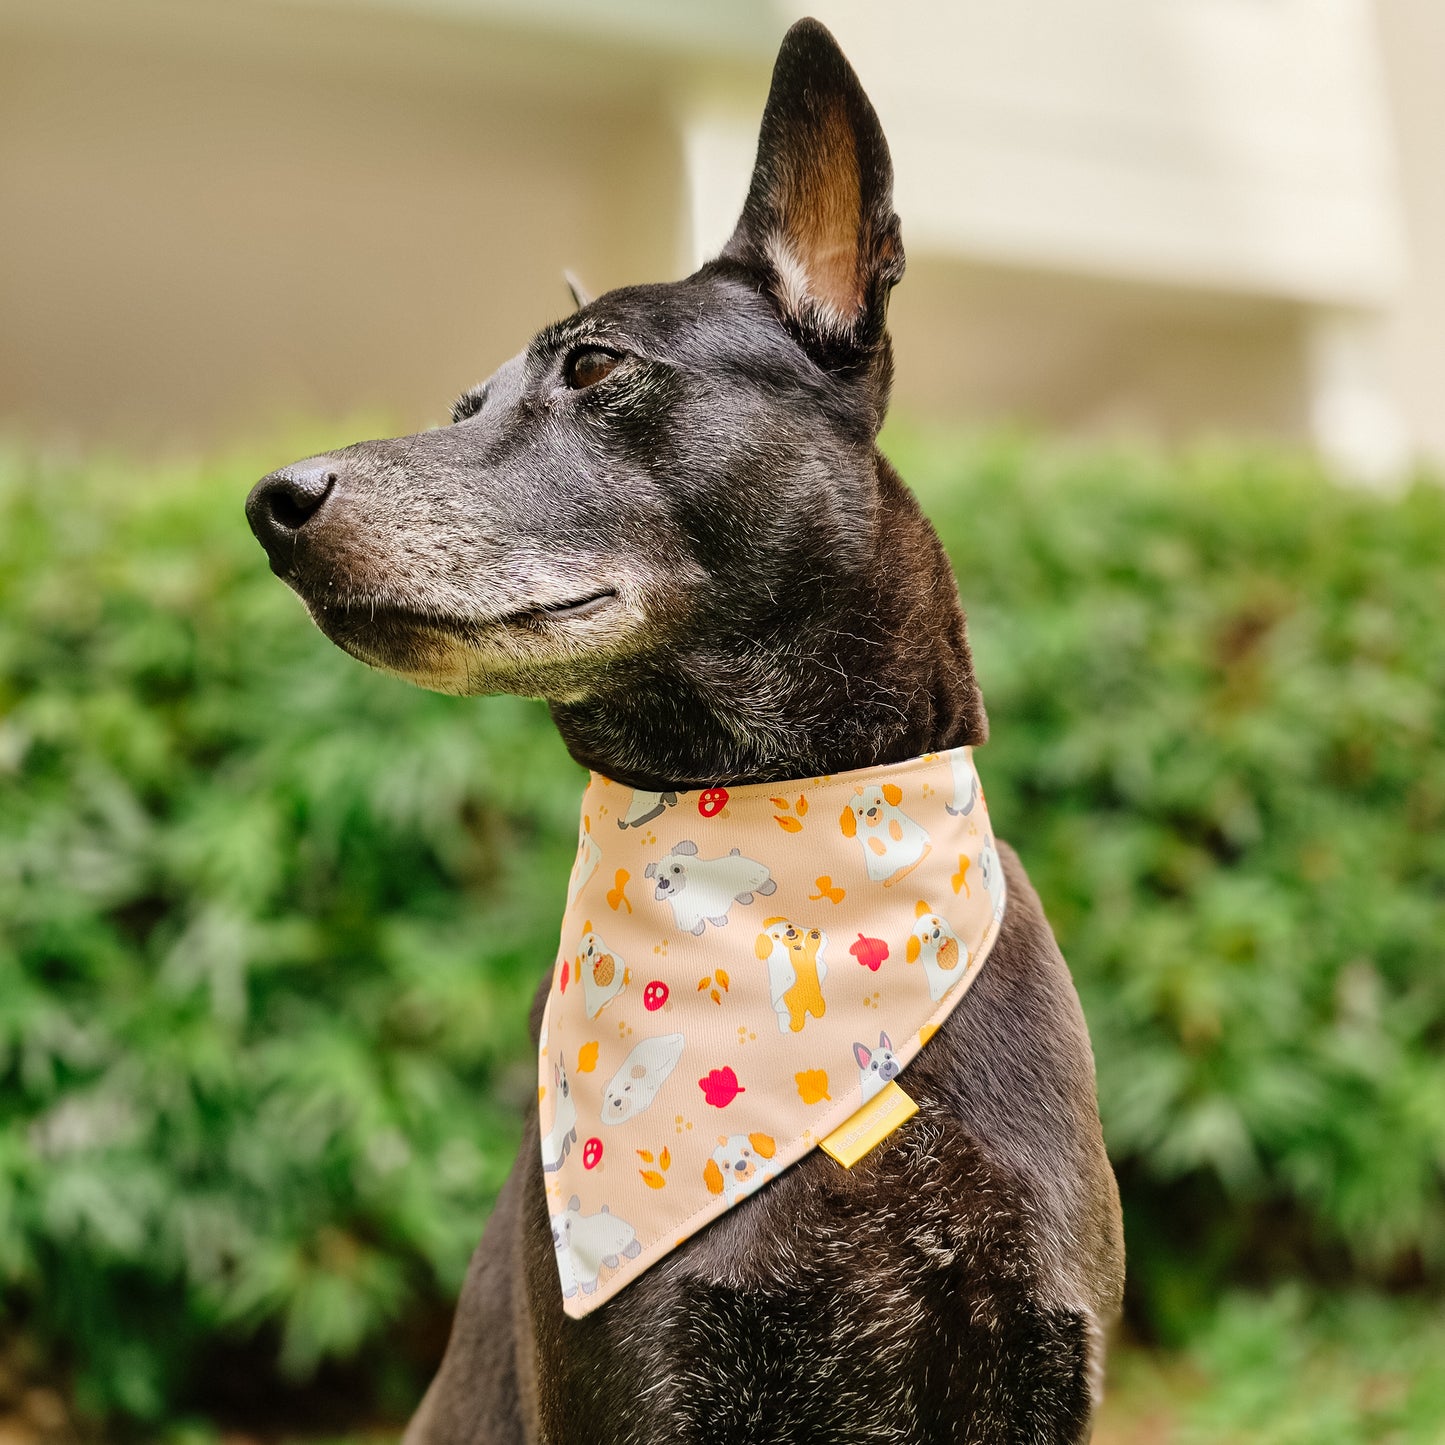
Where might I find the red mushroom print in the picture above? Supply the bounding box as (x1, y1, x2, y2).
(849, 934, 889, 972)
(582, 1137, 603, 1170)
(699, 1066, 745, 1109)
(643, 979, 670, 1012)
(697, 787, 729, 818)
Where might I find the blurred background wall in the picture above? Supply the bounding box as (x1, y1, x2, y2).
(0, 0, 1440, 480)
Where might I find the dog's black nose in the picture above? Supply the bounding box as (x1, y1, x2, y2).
(246, 459, 338, 555)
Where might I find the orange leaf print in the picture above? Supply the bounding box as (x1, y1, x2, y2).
(577, 1040, 600, 1073)
(810, 876, 846, 904)
(775, 815, 803, 833)
(796, 795, 808, 815)
(795, 1069, 830, 1105)
(697, 978, 711, 992)
(951, 854, 971, 896)
(659, 1146, 671, 1171)
(716, 969, 730, 991)
(710, 988, 721, 1004)
(606, 868, 633, 913)
(640, 1170, 666, 1190)
(770, 796, 789, 810)
(636, 1149, 654, 1163)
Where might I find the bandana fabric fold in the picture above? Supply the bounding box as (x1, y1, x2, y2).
(538, 745, 1006, 1318)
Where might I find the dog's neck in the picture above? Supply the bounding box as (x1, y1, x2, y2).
(549, 454, 987, 791)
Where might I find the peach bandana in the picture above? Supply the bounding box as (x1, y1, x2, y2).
(539, 746, 1006, 1317)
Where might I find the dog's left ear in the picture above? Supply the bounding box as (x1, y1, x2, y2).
(721, 18, 903, 366)
(563, 270, 592, 311)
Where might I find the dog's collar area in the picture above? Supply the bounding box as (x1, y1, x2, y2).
(537, 744, 1007, 1317)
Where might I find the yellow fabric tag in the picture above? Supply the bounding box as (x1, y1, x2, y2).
(819, 1081, 919, 1168)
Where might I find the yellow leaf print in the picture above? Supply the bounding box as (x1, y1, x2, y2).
(775, 815, 803, 833)
(952, 854, 971, 896)
(606, 868, 633, 913)
(640, 1170, 666, 1189)
(795, 1069, 830, 1105)
(577, 1041, 600, 1073)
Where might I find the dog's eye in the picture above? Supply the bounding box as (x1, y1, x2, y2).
(565, 348, 620, 390)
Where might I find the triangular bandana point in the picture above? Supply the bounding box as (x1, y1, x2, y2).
(540, 745, 1006, 1318)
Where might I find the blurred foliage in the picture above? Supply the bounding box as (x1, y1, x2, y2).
(0, 434, 583, 1423)
(1100, 1289, 1445, 1444)
(901, 429, 1445, 1340)
(1, 426, 1442, 1430)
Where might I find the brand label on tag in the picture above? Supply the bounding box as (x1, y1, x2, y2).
(819, 1081, 919, 1168)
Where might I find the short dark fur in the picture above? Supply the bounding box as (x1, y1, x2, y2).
(247, 19, 1123, 1441)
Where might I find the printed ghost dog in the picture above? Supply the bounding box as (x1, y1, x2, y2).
(906, 902, 968, 1003)
(618, 789, 680, 830)
(541, 1061, 577, 1171)
(754, 918, 829, 1032)
(703, 1132, 778, 1205)
(551, 1196, 642, 1300)
(600, 1034, 685, 1125)
(840, 783, 931, 885)
(576, 923, 628, 1018)
(646, 842, 775, 934)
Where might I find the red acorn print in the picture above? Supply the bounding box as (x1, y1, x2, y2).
(698, 787, 729, 818)
(643, 979, 670, 1011)
(582, 1137, 603, 1170)
(699, 1067, 745, 1108)
(849, 934, 889, 972)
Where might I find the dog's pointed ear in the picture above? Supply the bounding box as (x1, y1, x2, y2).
(563, 270, 592, 311)
(720, 18, 903, 361)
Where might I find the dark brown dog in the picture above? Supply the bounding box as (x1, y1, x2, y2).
(246, 19, 1124, 1441)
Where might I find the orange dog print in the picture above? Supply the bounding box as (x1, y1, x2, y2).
(702, 1132, 778, 1204)
(839, 783, 932, 886)
(754, 918, 829, 1033)
(906, 900, 967, 1003)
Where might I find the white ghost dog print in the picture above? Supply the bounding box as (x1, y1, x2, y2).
(645, 842, 775, 935)
(599, 1033, 685, 1125)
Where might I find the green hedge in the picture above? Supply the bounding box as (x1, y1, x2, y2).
(1, 427, 1442, 1424)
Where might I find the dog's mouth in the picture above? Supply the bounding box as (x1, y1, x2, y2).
(313, 586, 620, 643)
(299, 583, 629, 693)
(519, 588, 619, 623)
